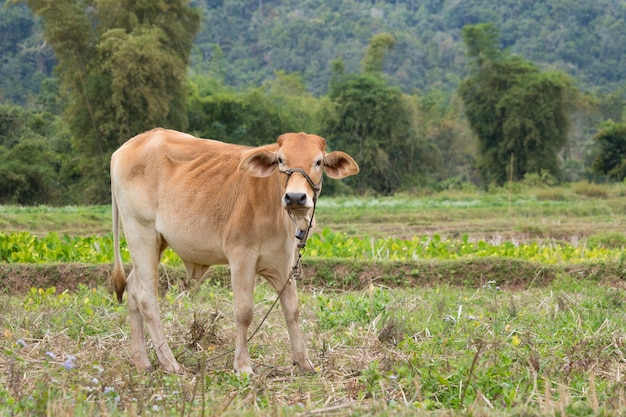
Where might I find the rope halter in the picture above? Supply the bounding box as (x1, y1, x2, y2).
(279, 166, 323, 279)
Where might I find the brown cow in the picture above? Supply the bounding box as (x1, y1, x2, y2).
(110, 128, 359, 374)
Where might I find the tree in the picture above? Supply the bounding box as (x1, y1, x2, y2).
(0, 3, 54, 106)
(361, 33, 396, 75)
(319, 34, 430, 194)
(0, 104, 61, 204)
(416, 90, 477, 187)
(597, 87, 626, 123)
(0, 138, 59, 204)
(459, 23, 575, 186)
(17, 0, 200, 203)
(187, 71, 319, 146)
(591, 121, 626, 181)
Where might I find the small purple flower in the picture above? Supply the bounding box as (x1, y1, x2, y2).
(103, 387, 120, 404)
(46, 351, 56, 360)
(63, 355, 76, 370)
(16, 339, 26, 348)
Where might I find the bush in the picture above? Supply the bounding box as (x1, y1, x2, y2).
(586, 232, 626, 249)
(533, 188, 569, 201)
(522, 170, 556, 188)
(570, 181, 609, 198)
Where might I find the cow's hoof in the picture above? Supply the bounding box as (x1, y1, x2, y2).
(295, 359, 316, 374)
(234, 366, 254, 375)
(163, 364, 185, 375)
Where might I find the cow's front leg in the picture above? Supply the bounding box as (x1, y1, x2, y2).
(230, 262, 256, 373)
(279, 279, 315, 373)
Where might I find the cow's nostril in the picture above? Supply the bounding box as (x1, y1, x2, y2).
(284, 192, 307, 207)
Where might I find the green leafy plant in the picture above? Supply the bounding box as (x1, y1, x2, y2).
(307, 228, 619, 264)
(0, 229, 620, 266)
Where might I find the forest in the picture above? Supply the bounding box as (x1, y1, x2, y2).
(1, 0, 626, 204)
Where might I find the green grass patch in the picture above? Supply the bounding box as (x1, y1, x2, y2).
(2, 277, 626, 415)
(2, 188, 626, 415)
(3, 185, 626, 241)
(0, 205, 111, 236)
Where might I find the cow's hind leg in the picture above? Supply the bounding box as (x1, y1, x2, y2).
(125, 268, 151, 370)
(126, 235, 183, 374)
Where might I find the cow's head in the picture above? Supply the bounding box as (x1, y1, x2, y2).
(239, 132, 359, 231)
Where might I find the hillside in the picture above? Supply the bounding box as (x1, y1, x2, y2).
(2, 0, 626, 104)
(192, 0, 626, 95)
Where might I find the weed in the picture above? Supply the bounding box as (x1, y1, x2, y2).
(571, 181, 609, 198)
(315, 286, 393, 330)
(2, 280, 625, 415)
(586, 232, 626, 249)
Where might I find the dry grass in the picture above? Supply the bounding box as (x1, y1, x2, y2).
(3, 188, 626, 415)
(3, 275, 626, 416)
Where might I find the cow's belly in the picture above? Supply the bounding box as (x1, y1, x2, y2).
(158, 222, 228, 266)
(167, 240, 228, 266)
(155, 208, 295, 272)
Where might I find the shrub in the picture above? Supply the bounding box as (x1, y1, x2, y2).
(570, 181, 609, 198)
(586, 232, 626, 249)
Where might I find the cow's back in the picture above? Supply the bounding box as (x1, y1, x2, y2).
(111, 128, 289, 267)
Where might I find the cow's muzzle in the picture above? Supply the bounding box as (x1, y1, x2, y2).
(279, 168, 322, 205)
(280, 167, 322, 233)
(284, 192, 308, 208)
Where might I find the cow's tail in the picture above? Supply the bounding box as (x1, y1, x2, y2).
(111, 190, 126, 303)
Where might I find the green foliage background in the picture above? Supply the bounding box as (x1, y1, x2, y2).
(6, 0, 626, 99)
(189, 0, 626, 96)
(1, 0, 626, 203)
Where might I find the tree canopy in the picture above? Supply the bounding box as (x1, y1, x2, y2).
(187, 71, 320, 146)
(0, 104, 61, 204)
(459, 23, 575, 186)
(1, 3, 625, 204)
(318, 34, 434, 194)
(591, 121, 626, 181)
(16, 0, 200, 202)
(4, 0, 626, 101)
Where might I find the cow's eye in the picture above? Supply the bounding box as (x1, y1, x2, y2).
(315, 159, 322, 167)
(278, 157, 285, 165)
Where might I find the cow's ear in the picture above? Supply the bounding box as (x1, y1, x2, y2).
(239, 148, 278, 177)
(324, 151, 360, 179)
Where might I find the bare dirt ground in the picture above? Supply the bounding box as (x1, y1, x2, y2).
(1, 257, 623, 298)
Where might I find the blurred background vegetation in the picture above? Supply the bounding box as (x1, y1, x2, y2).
(1, 0, 626, 204)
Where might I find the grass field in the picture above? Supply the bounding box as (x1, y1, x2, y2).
(2, 182, 626, 241)
(1, 185, 626, 416)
